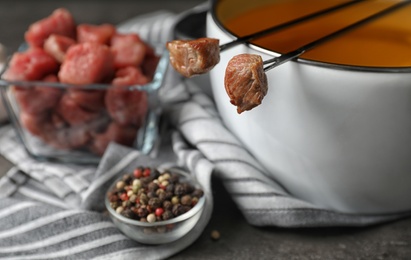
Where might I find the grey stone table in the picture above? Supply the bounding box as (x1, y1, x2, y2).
(1, 1, 411, 259)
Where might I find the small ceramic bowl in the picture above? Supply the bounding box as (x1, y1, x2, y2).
(105, 167, 206, 244)
(0, 44, 168, 164)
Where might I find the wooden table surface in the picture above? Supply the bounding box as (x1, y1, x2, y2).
(1, 1, 411, 259)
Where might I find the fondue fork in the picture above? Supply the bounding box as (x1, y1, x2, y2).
(262, 0, 411, 72)
(219, 0, 365, 52)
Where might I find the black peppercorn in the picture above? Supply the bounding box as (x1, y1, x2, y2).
(148, 182, 159, 192)
(147, 191, 157, 199)
(148, 198, 161, 210)
(122, 174, 133, 184)
(136, 207, 149, 218)
(151, 169, 161, 179)
(166, 183, 174, 192)
(174, 184, 185, 196)
(181, 195, 192, 206)
(163, 200, 172, 211)
(168, 173, 180, 184)
(162, 210, 173, 220)
(172, 204, 187, 216)
(121, 208, 136, 219)
(192, 188, 204, 198)
(158, 192, 167, 202)
(163, 191, 172, 201)
(182, 183, 194, 194)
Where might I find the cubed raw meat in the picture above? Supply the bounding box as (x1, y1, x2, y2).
(166, 37, 220, 78)
(67, 89, 106, 112)
(14, 74, 62, 115)
(112, 66, 149, 86)
(106, 67, 148, 127)
(89, 122, 137, 155)
(141, 45, 160, 80)
(51, 112, 67, 129)
(77, 24, 116, 45)
(4, 48, 58, 81)
(20, 111, 51, 137)
(44, 34, 76, 63)
(25, 8, 76, 48)
(110, 33, 146, 69)
(56, 94, 101, 126)
(58, 42, 114, 84)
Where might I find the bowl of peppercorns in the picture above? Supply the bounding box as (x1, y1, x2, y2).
(105, 166, 206, 244)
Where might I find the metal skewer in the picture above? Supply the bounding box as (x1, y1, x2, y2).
(262, 0, 411, 72)
(219, 0, 365, 52)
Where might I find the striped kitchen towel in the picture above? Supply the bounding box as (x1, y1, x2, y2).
(0, 138, 213, 260)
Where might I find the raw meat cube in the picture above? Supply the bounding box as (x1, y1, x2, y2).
(112, 66, 149, 86)
(77, 24, 116, 45)
(166, 37, 220, 78)
(67, 89, 106, 112)
(56, 94, 101, 126)
(14, 74, 62, 115)
(20, 111, 51, 137)
(44, 34, 76, 63)
(106, 67, 148, 127)
(51, 112, 67, 129)
(141, 44, 160, 80)
(58, 42, 114, 84)
(89, 122, 138, 155)
(25, 8, 76, 48)
(21, 109, 89, 149)
(110, 33, 146, 69)
(4, 48, 58, 81)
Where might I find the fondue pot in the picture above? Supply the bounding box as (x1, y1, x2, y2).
(206, 0, 411, 214)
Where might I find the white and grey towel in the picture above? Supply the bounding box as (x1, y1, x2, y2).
(0, 136, 213, 260)
(0, 7, 410, 260)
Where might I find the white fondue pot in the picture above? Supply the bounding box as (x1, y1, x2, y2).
(206, 0, 411, 214)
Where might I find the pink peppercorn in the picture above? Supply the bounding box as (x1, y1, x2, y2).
(120, 193, 129, 201)
(143, 168, 151, 177)
(155, 207, 164, 217)
(133, 168, 143, 178)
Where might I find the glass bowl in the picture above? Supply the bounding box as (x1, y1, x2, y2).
(105, 167, 206, 245)
(0, 44, 168, 164)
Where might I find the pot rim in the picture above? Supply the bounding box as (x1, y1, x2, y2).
(210, 0, 411, 73)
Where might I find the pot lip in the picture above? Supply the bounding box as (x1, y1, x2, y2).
(209, 0, 411, 74)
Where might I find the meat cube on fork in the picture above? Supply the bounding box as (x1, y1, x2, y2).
(224, 54, 268, 114)
(166, 37, 220, 78)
